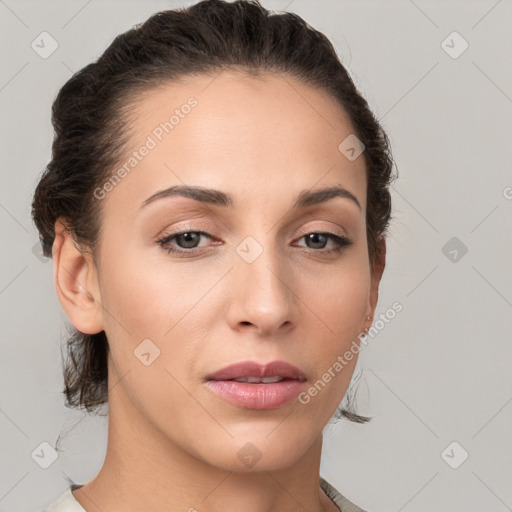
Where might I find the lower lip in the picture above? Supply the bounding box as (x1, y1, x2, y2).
(205, 379, 307, 410)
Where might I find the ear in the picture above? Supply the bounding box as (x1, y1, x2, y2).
(364, 236, 386, 329)
(52, 219, 104, 334)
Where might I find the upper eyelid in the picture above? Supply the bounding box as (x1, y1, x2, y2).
(157, 226, 347, 239)
(157, 218, 349, 236)
(157, 228, 211, 241)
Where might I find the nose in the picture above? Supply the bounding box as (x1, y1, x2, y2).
(225, 240, 296, 337)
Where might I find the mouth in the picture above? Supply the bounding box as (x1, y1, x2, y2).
(205, 360, 307, 382)
(226, 375, 293, 383)
(204, 360, 307, 410)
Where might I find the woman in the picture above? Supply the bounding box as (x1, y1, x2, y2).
(33, 1, 396, 510)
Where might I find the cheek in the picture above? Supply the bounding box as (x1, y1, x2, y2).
(302, 254, 370, 390)
(96, 251, 209, 418)
(314, 256, 370, 338)
(96, 244, 222, 391)
(98, 244, 205, 337)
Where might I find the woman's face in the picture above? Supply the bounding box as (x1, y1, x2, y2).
(81, 71, 383, 471)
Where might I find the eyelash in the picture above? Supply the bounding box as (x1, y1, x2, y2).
(156, 229, 353, 258)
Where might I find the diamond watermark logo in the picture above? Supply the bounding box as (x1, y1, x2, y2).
(31, 441, 58, 469)
(236, 236, 264, 264)
(441, 441, 469, 469)
(32, 241, 50, 262)
(237, 442, 262, 468)
(338, 134, 365, 161)
(31, 31, 59, 59)
(441, 31, 468, 59)
(134, 339, 161, 366)
(442, 236, 468, 263)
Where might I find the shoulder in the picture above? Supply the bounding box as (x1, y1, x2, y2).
(320, 476, 367, 512)
(42, 486, 86, 512)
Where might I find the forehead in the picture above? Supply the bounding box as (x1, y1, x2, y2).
(131, 70, 358, 145)
(104, 70, 367, 213)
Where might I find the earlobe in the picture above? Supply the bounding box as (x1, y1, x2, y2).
(52, 220, 104, 335)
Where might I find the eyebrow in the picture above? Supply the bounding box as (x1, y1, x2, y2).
(141, 184, 361, 211)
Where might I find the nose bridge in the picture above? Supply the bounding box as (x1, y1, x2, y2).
(229, 232, 294, 333)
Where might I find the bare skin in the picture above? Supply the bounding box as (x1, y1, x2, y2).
(53, 70, 385, 512)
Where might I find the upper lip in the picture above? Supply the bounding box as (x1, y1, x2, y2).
(205, 360, 307, 381)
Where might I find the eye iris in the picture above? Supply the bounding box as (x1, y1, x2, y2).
(177, 232, 200, 248)
(306, 233, 327, 249)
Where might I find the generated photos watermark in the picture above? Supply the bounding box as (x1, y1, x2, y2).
(94, 96, 198, 200)
(298, 301, 403, 405)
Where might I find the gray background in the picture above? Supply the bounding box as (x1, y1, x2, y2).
(1, 1, 511, 511)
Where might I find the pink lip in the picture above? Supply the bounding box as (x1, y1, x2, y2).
(205, 360, 307, 381)
(204, 360, 307, 410)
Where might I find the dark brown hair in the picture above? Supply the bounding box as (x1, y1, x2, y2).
(32, 0, 396, 422)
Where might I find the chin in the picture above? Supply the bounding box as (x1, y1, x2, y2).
(194, 429, 313, 473)
(209, 451, 306, 474)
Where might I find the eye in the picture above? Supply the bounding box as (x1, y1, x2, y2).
(294, 232, 353, 255)
(157, 229, 213, 257)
